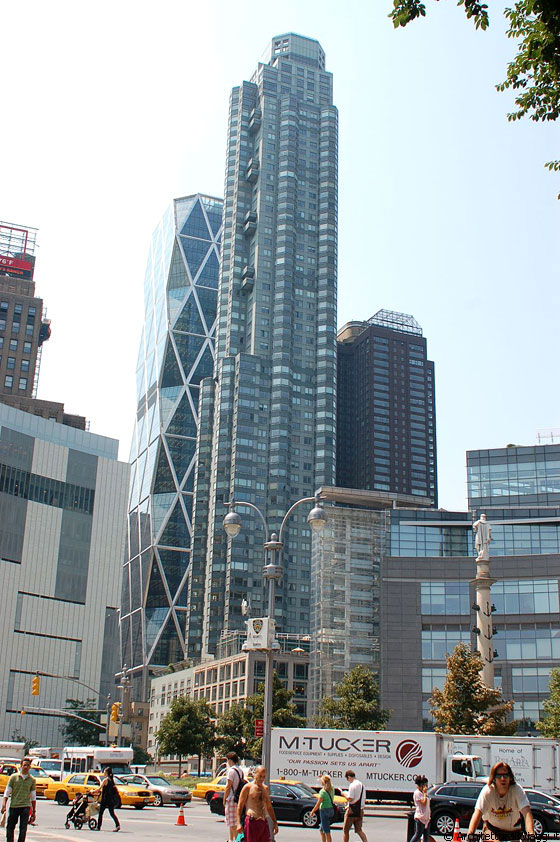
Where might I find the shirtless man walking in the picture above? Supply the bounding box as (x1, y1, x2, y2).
(237, 766, 279, 842)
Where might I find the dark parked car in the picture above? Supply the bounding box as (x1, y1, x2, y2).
(427, 781, 560, 837)
(209, 780, 345, 828)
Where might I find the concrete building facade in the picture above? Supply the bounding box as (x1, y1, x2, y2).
(0, 402, 129, 744)
(148, 631, 309, 758)
(0, 222, 51, 404)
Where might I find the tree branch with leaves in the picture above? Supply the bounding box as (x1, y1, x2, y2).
(389, 0, 560, 184)
(429, 643, 516, 735)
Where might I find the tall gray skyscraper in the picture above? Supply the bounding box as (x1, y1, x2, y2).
(187, 34, 338, 658)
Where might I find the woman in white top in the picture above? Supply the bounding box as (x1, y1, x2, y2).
(467, 762, 534, 842)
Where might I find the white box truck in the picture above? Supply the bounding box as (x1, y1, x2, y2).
(270, 728, 485, 802)
(0, 742, 25, 761)
(452, 735, 560, 792)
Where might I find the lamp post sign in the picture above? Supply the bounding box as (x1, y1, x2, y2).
(244, 618, 276, 651)
(223, 492, 328, 780)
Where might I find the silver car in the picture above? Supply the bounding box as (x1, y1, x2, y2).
(121, 774, 192, 807)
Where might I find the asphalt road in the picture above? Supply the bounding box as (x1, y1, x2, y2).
(22, 798, 410, 842)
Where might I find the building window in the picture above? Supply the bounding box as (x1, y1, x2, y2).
(421, 582, 470, 615)
(493, 579, 559, 615)
(18, 377, 27, 391)
(421, 628, 470, 660)
(7, 357, 15, 370)
(4, 375, 13, 389)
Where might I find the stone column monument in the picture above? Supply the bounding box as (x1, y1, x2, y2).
(471, 513, 496, 687)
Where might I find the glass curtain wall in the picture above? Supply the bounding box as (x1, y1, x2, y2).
(122, 194, 222, 697)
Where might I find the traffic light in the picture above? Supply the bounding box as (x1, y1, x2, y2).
(31, 675, 40, 696)
(111, 702, 120, 722)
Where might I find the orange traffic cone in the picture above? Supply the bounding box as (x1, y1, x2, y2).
(452, 818, 461, 842)
(176, 803, 187, 826)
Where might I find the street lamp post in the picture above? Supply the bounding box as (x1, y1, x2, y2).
(223, 492, 327, 779)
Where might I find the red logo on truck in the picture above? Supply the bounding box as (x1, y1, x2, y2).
(396, 740, 423, 768)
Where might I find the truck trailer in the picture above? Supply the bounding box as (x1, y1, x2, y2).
(270, 728, 485, 802)
(452, 735, 560, 792)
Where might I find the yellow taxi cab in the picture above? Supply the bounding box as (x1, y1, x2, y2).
(44, 772, 155, 809)
(0, 762, 19, 794)
(29, 767, 56, 797)
(192, 773, 230, 803)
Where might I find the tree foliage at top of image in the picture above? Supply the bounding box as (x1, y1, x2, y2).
(316, 665, 392, 730)
(537, 667, 560, 736)
(429, 643, 517, 735)
(389, 0, 560, 177)
(59, 698, 103, 746)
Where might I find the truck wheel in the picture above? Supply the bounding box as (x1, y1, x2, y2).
(56, 791, 69, 805)
(301, 808, 319, 828)
(434, 813, 457, 835)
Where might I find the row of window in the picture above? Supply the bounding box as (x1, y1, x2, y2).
(421, 626, 560, 661)
(421, 579, 559, 616)
(0, 338, 33, 353)
(391, 522, 560, 557)
(3, 375, 27, 391)
(0, 462, 95, 514)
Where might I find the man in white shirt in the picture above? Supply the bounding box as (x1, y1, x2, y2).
(343, 770, 368, 842)
(223, 751, 245, 842)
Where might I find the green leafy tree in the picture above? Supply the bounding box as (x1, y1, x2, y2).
(214, 702, 254, 758)
(156, 697, 215, 776)
(429, 643, 516, 735)
(132, 745, 152, 765)
(60, 698, 103, 746)
(245, 672, 306, 759)
(316, 665, 391, 730)
(10, 733, 38, 755)
(537, 667, 560, 736)
(215, 673, 305, 760)
(388, 0, 560, 180)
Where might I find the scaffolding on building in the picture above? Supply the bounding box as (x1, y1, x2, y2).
(367, 309, 423, 336)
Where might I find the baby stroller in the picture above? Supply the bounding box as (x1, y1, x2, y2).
(64, 792, 98, 830)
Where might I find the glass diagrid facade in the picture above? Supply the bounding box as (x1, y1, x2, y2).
(122, 194, 222, 697)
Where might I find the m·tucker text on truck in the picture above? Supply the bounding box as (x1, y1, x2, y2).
(271, 729, 485, 802)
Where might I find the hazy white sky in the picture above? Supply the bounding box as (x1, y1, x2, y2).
(2, 0, 558, 510)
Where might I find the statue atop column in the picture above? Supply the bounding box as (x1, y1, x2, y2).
(473, 512, 492, 561)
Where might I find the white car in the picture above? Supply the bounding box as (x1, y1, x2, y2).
(120, 774, 191, 807)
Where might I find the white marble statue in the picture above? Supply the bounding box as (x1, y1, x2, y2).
(473, 513, 492, 561)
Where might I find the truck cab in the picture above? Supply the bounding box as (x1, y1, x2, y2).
(446, 754, 486, 781)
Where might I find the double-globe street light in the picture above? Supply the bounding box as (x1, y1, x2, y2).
(223, 493, 328, 778)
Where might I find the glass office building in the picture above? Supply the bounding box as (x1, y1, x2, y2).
(187, 34, 338, 658)
(380, 443, 560, 731)
(468, 444, 560, 508)
(123, 194, 222, 697)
